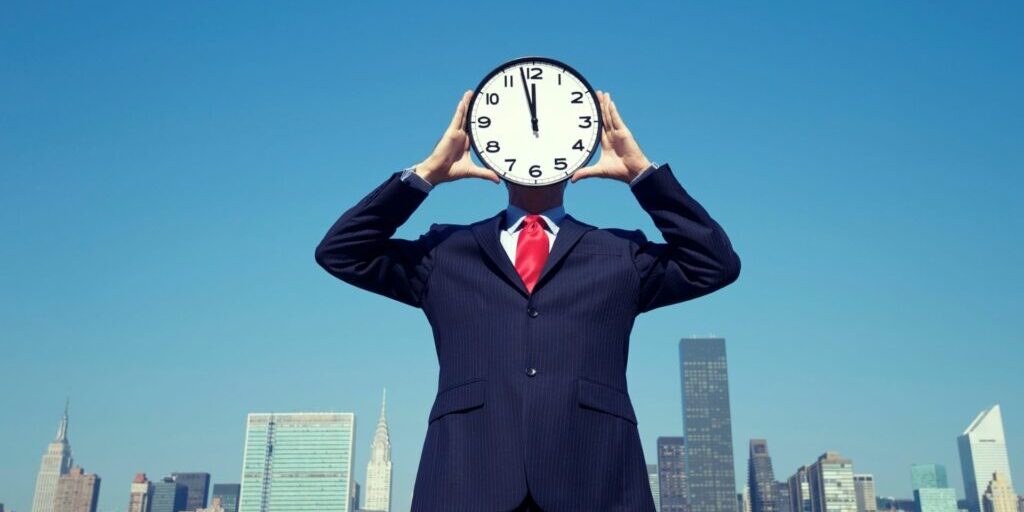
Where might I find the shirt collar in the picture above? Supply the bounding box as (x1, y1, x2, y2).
(503, 203, 566, 235)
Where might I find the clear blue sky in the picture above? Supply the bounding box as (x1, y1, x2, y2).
(2, 2, 1022, 511)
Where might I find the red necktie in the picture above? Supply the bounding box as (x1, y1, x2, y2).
(514, 214, 550, 294)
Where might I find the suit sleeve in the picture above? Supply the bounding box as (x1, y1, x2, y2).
(314, 170, 441, 308)
(628, 162, 741, 314)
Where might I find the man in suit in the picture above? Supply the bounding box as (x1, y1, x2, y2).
(315, 90, 740, 512)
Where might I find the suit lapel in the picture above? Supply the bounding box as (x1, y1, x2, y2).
(534, 213, 594, 292)
(471, 210, 596, 298)
(471, 211, 530, 297)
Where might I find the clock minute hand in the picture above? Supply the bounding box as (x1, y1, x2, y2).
(519, 67, 536, 133)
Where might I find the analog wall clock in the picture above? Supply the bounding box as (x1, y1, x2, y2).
(467, 56, 602, 186)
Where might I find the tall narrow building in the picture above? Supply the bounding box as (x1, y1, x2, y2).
(238, 412, 356, 512)
(680, 337, 736, 512)
(912, 464, 958, 512)
(853, 474, 877, 512)
(982, 472, 1017, 512)
(647, 464, 661, 512)
(788, 466, 812, 512)
(657, 436, 688, 512)
(171, 473, 210, 511)
(958, 405, 1015, 512)
(211, 484, 240, 512)
(128, 474, 153, 512)
(32, 401, 74, 512)
(748, 439, 777, 512)
(806, 452, 857, 512)
(364, 390, 393, 512)
(53, 466, 100, 512)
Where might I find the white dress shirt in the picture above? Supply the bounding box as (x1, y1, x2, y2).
(499, 203, 566, 264)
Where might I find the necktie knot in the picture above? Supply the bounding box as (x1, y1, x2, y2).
(522, 214, 545, 232)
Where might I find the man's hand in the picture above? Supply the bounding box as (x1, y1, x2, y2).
(413, 90, 501, 186)
(571, 91, 652, 184)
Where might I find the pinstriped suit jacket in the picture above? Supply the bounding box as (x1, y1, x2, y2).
(314, 162, 740, 512)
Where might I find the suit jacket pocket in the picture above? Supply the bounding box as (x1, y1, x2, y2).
(428, 378, 486, 424)
(577, 377, 638, 425)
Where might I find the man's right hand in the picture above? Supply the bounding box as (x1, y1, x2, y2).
(413, 90, 501, 186)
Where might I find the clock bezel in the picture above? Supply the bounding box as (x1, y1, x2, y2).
(465, 56, 603, 187)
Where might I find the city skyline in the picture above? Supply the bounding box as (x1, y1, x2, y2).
(3, 3, 1023, 512)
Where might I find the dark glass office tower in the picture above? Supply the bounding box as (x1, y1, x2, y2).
(748, 439, 777, 512)
(171, 472, 210, 511)
(775, 481, 792, 512)
(680, 337, 737, 512)
(150, 478, 187, 512)
(658, 436, 688, 512)
(211, 483, 240, 512)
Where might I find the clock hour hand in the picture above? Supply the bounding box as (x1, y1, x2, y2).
(530, 82, 538, 135)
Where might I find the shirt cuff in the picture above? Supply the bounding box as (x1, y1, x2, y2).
(628, 161, 659, 187)
(400, 166, 434, 193)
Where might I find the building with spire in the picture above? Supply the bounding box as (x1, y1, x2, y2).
(982, 472, 1017, 512)
(32, 401, 74, 512)
(958, 405, 1015, 512)
(363, 389, 393, 512)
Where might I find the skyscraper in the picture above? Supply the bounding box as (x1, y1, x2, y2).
(32, 401, 74, 512)
(647, 464, 661, 512)
(853, 474, 877, 512)
(789, 466, 812, 512)
(53, 466, 100, 512)
(912, 464, 958, 512)
(171, 473, 210, 511)
(364, 390, 392, 512)
(211, 484, 240, 512)
(239, 412, 356, 512)
(657, 436, 688, 512)
(128, 473, 153, 512)
(680, 337, 736, 512)
(150, 477, 187, 512)
(982, 472, 1017, 512)
(806, 452, 857, 512)
(748, 439, 777, 512)
(959, 405, 1015, 512)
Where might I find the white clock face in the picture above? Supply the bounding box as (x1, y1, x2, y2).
(468, 58, 602, 186)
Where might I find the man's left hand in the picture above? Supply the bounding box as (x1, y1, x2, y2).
(570, 91, 652, 184)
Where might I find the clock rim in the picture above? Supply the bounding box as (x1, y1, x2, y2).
(466, 55, 603, 187)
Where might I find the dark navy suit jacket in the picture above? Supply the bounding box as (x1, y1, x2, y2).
(315, 163, 740, 511)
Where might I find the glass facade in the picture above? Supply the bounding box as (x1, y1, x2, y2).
(658, 436, 688, 512)
(212, 483, 241, 512)
(238, 412, 355, 512)
(915, 488, 959, 512)
(172, 472, 210, 511)
(912, 465, 950, 491)
(748, 439, 777, 512)
(807, 452, 857, 512)
(680, 337, 737, 512)
(151, 479, 188, 512)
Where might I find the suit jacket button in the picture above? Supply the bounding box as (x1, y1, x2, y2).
(527, 307, 539, 318)
(526, 367, 538, 377)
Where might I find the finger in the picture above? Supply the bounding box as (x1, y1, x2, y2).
(604, 92, 620, 130)
(608, 96, 627, 130)
(449, 90, 472, 132)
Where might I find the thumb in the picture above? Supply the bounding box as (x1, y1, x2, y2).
(571, 165, 601, 183)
